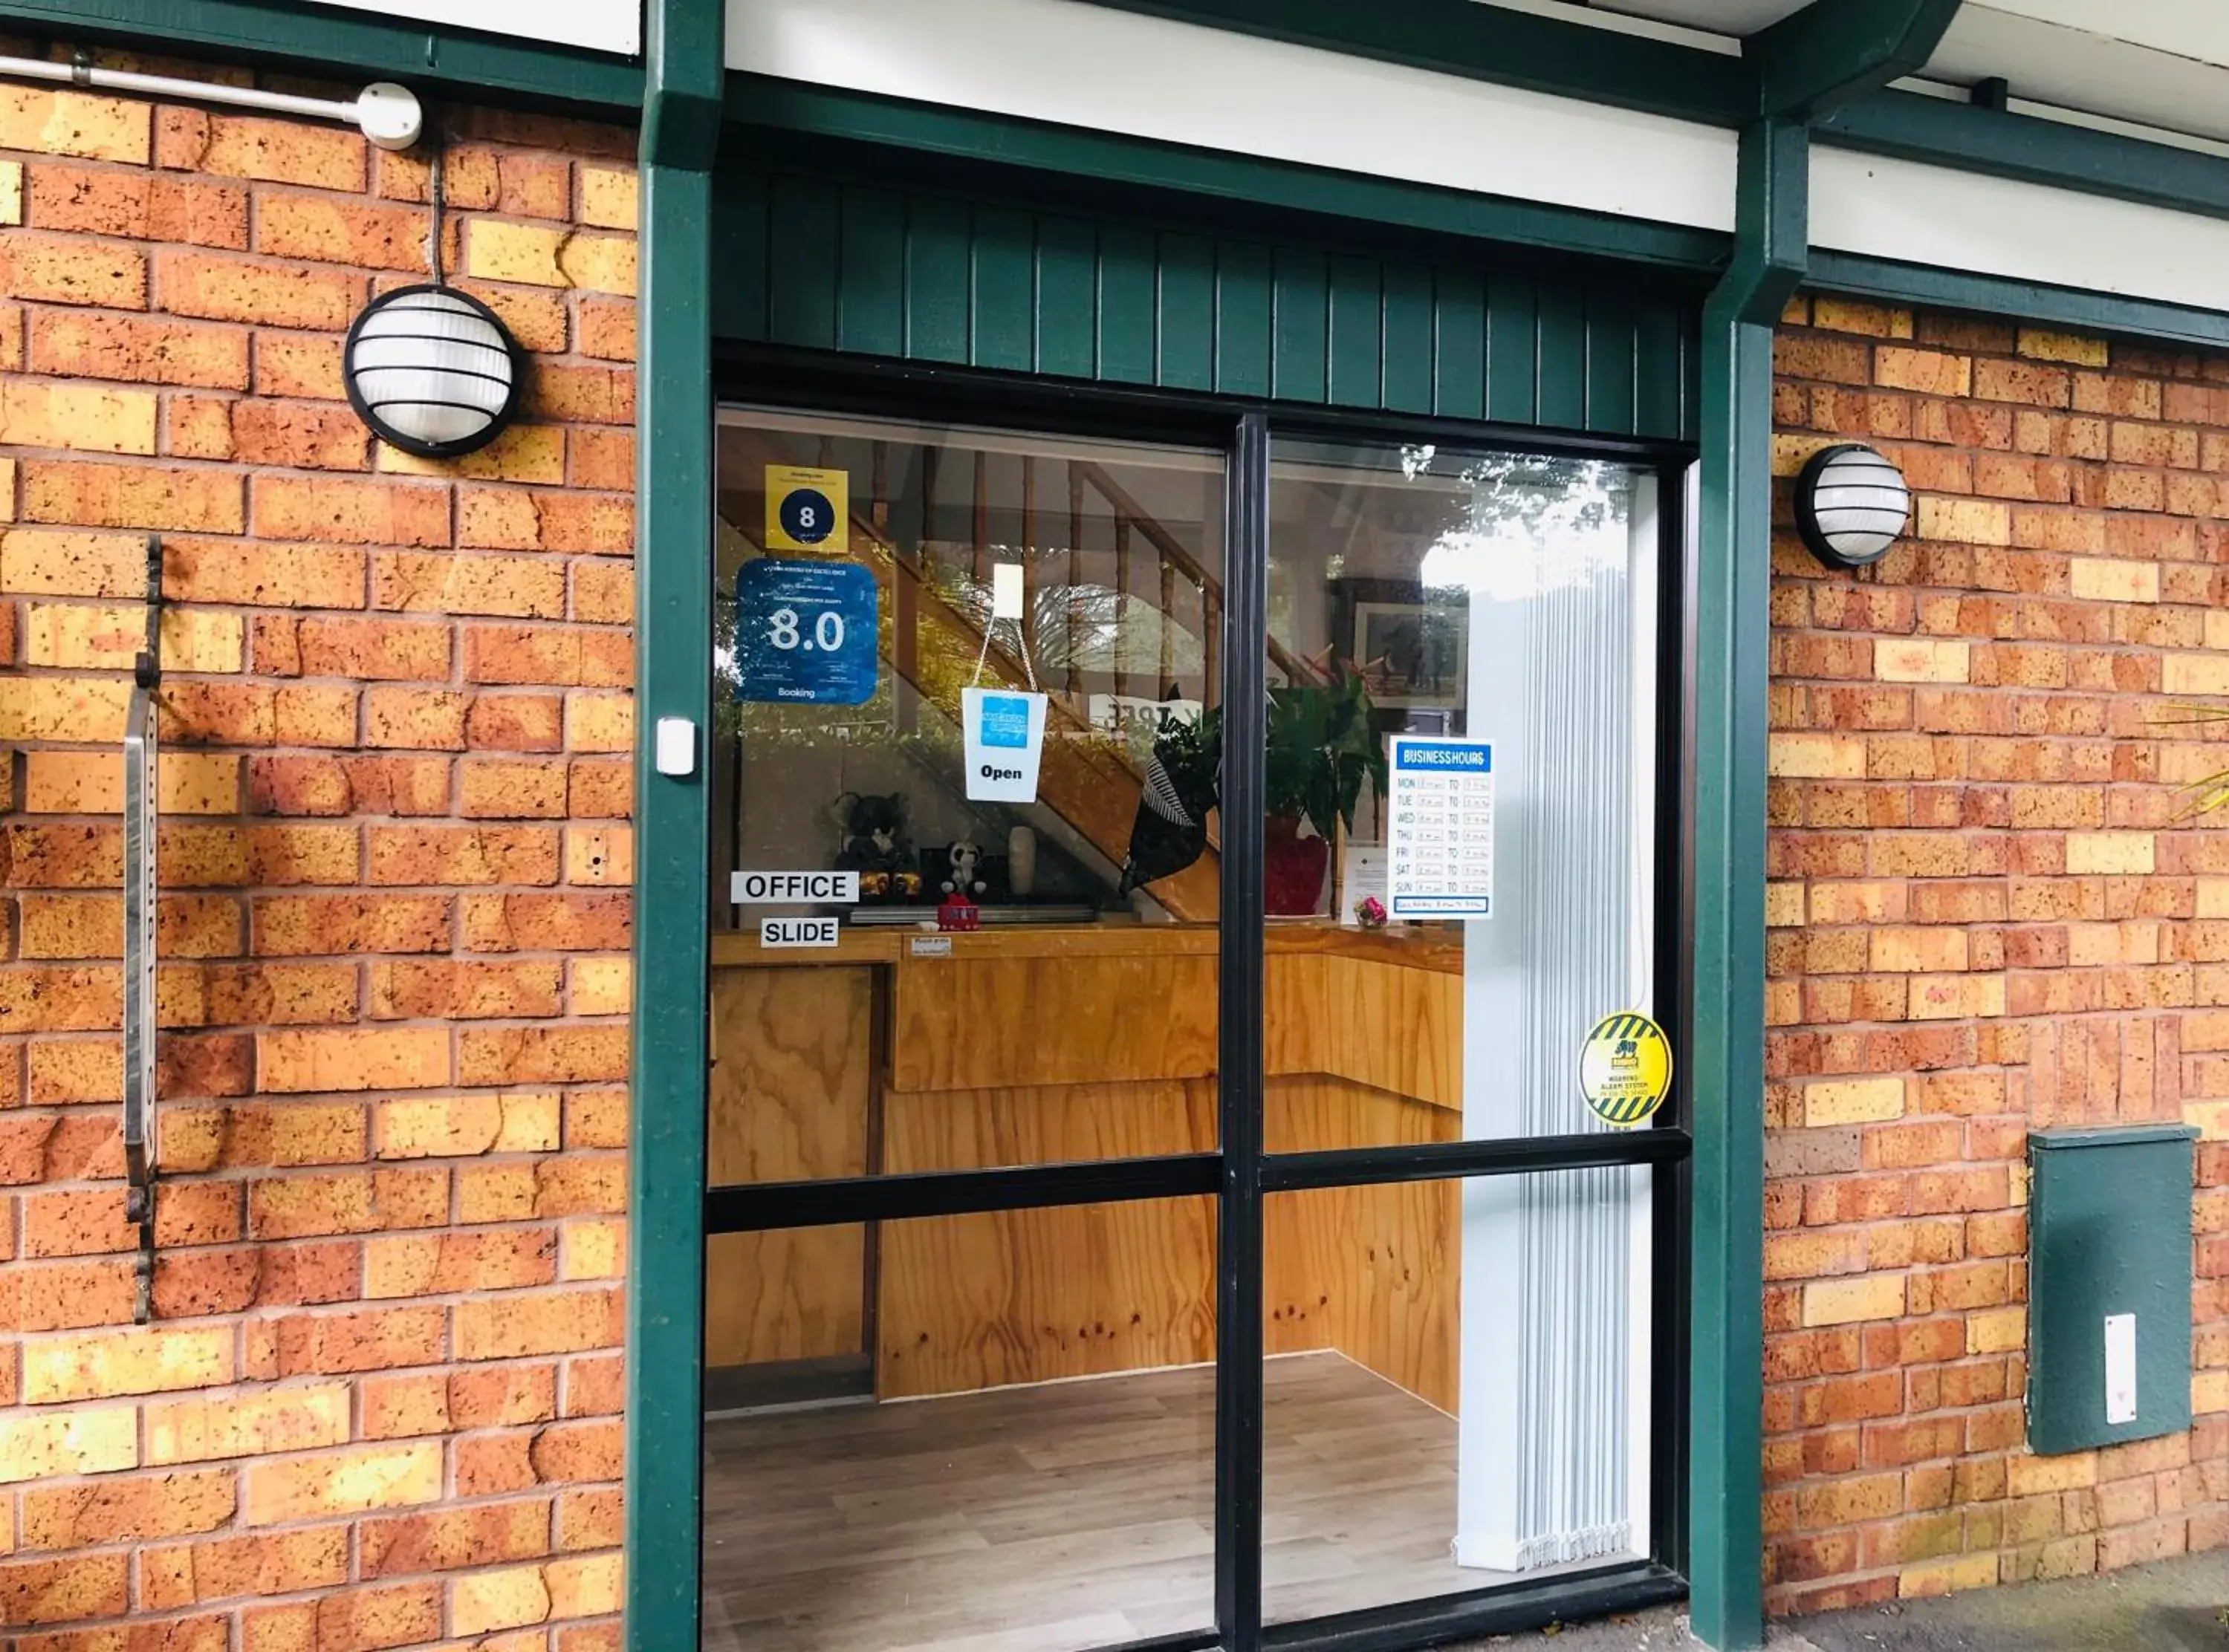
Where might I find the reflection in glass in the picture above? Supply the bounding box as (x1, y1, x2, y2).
(700, 1198, 1216, 1651)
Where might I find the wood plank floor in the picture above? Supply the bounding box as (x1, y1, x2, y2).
(701, 1350, 1615, 1650)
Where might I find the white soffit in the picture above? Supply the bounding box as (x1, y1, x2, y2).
(1811, 146, 2229, 313)
(315, 0, 639, 56)
(726, 0, 1739, 232)
(1930, 4, 2229, 146)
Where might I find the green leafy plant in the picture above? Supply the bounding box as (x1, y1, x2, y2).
(1265, 660, 1386, 837)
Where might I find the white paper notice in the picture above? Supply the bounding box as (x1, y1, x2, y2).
(1386, 735, 1495, 919)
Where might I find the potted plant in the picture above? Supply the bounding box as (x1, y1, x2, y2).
(1264, 660, 1386, 916)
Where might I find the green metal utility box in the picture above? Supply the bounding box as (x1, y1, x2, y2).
(2027, 1125, 2198, 1454)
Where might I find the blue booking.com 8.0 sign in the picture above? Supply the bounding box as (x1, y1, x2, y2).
(736, 558, 879, 706)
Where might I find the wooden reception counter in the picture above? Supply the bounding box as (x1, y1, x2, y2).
(704, 920, 1463, 1411)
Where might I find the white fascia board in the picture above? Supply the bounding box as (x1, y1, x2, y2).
(317, 0, 639, 56)
(1971, 0, 2229, 68)
(1811, 145, 2229, 313)
(726, 0, 1738, 233)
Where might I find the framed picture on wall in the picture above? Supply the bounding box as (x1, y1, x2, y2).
(1343, 586, 1468, 709)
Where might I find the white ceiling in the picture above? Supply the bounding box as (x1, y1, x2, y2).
(1568, 0, 2229, 146)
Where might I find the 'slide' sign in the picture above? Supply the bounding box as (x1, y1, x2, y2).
(731, 870, 860, 904)
(760, 917, 840, 948)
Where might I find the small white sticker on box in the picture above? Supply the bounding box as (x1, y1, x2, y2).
(2104, 1312, 2137, 1425)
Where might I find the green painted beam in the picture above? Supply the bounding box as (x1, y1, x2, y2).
(1823, 88, 2229, 222)
(1689, 115, 1804, 1652)
(729, 77, 1730, 275)
(1809, 250, 2229, 351)
(1072, 0, 1753, 126)
(1748, 0, 1963, 119)
(626, 1, 721, 1650)
(0, 0, 639, 109)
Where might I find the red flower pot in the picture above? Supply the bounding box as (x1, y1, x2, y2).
(1264, 815, 1331, 916)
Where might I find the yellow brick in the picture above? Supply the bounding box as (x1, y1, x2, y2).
(259, 1027, 451, 1093)
(2199, 879, 2229, 920)
(1968, 1307, 2026, 1354)
(2018, 328, 2108, 367)
(1805, 1076, 1906, 1127)
(2068, 557, 2159, 604)
(25, 604, 244, 671)
(0, 1405, 139, 1484)
(377, 1090, 559, 1157)
(0, 457, 14, 519)
(22, 1325, 233, 1404)
(1803, 1275, 1906, 1327)
(2184, 1101, 2229, 1142)
(0, 160, 20, 226)
(1769, 732, 1866, 779)
(557, 233, 636, 297)
(2207, 611, 2229, 654)
(1899, 1553, 1999, 1599)
(565, 827, 632, 886)
(498, 1090, 563, 1151)
(2007, 1452, 2096, 1495)
(145, 1385, 350, 1466)
(2011, 1163, 2031, 1208)
(0, 86, 149, 163)
(1870, 928, 1968, 973)
(1909, 973, 2006, 1020)
(571, 958, 630, 1018)
(567, 694, 632, 753)
(546, 1552, 623, 1619)
(562, 1218, 625, 1281)
(0, 675, 132, 741)
(0, 382, 157, 455)
(467, 220, 565, 286)
(1765, 883, 1805, 928)
(244, 1440, 442, 1525)
(2067, 832, 2155, 875)
(24, 749, 241, 815)
(577, 167, 637, 230)
(0, 528, 147, 596)
(452, 1564, 552, 1636)
(377, 423, 565, 484)
(1915, 496, 2011, 546)
(1873, 638, 1969, 683)
(2196, 1370, 2229, 1415)
(2164, 653, 2229, 696)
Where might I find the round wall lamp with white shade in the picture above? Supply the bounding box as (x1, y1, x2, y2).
(342, 284, 523, 459)
(1793, 442, 1912, 570)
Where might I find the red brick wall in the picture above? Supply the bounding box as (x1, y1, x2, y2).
(0, 57, 637, 1647)
(1767, 295, 2229, 1610)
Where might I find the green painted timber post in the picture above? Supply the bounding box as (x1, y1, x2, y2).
(626, 0, 724, 1647)
(1687, 114, 1805, 1652)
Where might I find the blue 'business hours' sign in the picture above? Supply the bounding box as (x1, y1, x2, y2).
(736, 558, 879, 706)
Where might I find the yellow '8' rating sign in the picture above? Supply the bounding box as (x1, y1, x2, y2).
(1578, 1012, 1672, 1129)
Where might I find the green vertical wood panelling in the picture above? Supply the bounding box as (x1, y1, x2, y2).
(972, 206, 1036, 373)
(1271, 247, 1328, 405)
(1433, 270, 1486, 423)
(1216, 241, 1274, 400)
(906, 195, 971, 364)
(1099, 221, 1158, 386)
(1158, 232, 1216, 392)
(1326, 255, 1381, 409)
(766, 177, 839, 351)
(1486, 276, 1538, 426)
(1537, 284, 1587, 431)
(1038, 217, 1099, 380)
(837, 189, 904, 358)
(1587, 288, 1637, 436)
(722, 172, 1696, 440)
(1381, 263, 1435, 415)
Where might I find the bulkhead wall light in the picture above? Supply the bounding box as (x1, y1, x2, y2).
(1793, 442, 1911, 570)
(343, 284, 522, 458)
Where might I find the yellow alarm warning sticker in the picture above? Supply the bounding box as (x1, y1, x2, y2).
(1578, 1012, 1672, 1129)
(765, 464, 849, 553)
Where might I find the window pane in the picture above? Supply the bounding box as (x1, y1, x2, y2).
(1259, 443, 1664, 1149)
(1262, 1169, 1654, 1623)
(701, 1196, 1217, 1650)
(710, 410, 1224, 1180)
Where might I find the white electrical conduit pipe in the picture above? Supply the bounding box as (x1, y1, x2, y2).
(0, 51, 422, 149)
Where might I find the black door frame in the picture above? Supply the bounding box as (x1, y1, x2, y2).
(701, 347, 1698, 1652)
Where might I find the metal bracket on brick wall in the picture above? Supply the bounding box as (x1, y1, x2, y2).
(123, 534, 162, 1326)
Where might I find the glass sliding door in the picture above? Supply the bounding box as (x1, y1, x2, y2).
(692, 386, 1689, 1652)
